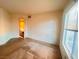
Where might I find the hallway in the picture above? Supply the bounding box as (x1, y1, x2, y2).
(0, 38, 62, 59)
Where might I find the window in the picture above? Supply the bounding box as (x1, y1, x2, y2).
(63, 3, 78, 59)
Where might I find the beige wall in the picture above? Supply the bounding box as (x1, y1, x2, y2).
(11, 11, 63, 45)
(0, 8, 12, 45)
(0, 8, 10, 35)
(27, 11, 63, 45)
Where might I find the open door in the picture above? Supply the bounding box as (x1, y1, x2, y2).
(19, 17, 25, 39)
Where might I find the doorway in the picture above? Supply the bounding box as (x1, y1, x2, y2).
(19, 17, 25, 39)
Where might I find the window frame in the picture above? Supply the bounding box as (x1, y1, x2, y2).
(62, 2, 78, 59)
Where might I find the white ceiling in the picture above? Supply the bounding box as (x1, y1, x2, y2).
(0, 0, 70, 15)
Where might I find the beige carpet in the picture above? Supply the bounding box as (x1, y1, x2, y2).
(0, 38, 62, 59)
